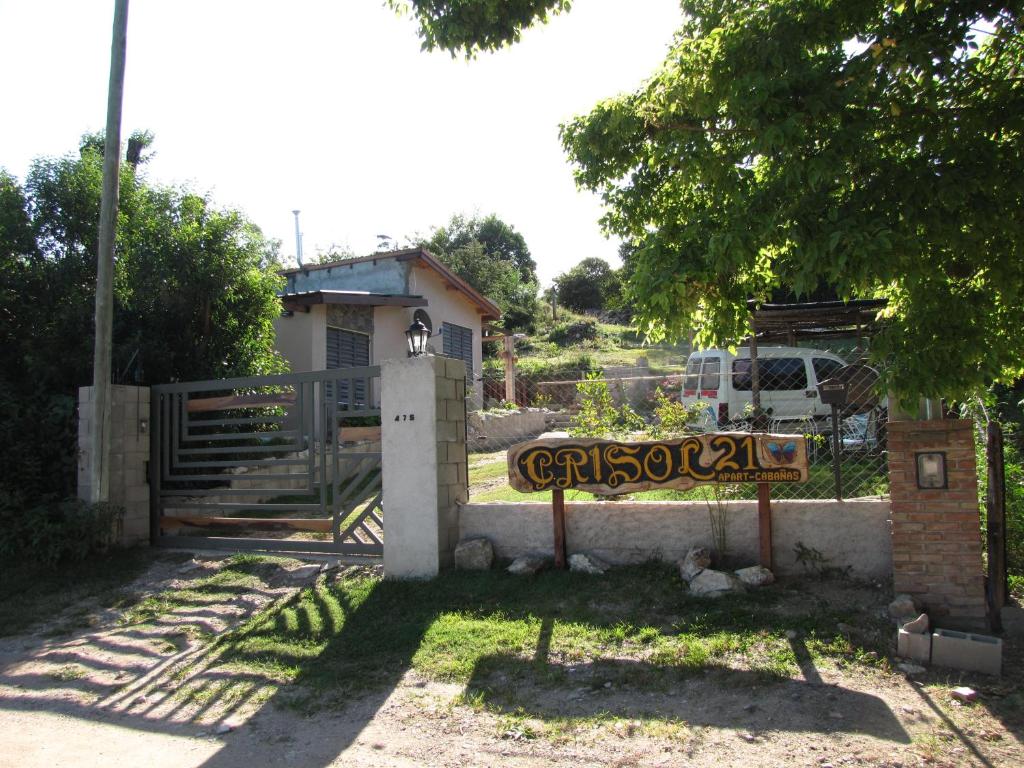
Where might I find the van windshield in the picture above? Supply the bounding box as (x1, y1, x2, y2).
(684, 358, 701, 391)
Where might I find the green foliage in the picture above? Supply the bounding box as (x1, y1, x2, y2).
(419, 212, 540, 329)
(646, 388, 707, 440)
(0, 135, 285, 565)
(398, 1, 1024, 399)
(0, 500, 124, 571)
(552, 257, 621, 313)
(546, 318, 598, 345)
(1003, 442, 1024, 578)
(389, 0, 572, 57)
(557, 2, 1024, 401)
(569, 372, 645, 439)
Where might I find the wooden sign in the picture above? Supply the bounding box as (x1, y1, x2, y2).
(507, 433, 808, 495)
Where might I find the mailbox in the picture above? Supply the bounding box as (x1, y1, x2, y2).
(817, 378, 849, 407)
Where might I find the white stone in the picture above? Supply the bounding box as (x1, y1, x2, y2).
(689, 569, 746, 598)
(735, 565, 775, 587)
(678, 547, 711, 582)
(902, 613, 929, 634)
(569, 553, 610, 575)
(897, 662, 927, 676)
(283, 564, 322, 584)
(507, 555, 548, 576)
(454, 538, 494, 571)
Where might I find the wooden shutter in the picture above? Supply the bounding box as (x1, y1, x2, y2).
(441, 322, 473, 377)
(326, 327, 370, 407)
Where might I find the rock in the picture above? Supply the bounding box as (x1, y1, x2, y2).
(888, 593, 919, 620)
(678, 547, 712, 582)
(215, 722, 234, 735)
(902, 613, 929, 634)
(507, 555, 548, 576)
(178, 559, 203, 573)
(689, 569, 746, 598)
(454, 538, 494, 571)
(785, 630, 799, 640)
(735, 565, 775, 587)
(897, 662, 927, 676)
(569, 552, 610, 575)
(951, 686, 977, 703)
(283, 564, 322, 584)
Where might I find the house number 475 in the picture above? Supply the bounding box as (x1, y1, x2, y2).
(394, 414, 415, 421)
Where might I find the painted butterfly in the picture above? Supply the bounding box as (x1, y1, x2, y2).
(767, 440, 797, 463)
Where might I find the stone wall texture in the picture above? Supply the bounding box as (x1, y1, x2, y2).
(459, 499, 893, 578)
(887, 419, 987, 628)
(78, 385, 151, 546)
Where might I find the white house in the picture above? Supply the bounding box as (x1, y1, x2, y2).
(273, 247, 501, 399)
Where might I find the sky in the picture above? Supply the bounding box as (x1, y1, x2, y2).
(0, 0, 682, 285)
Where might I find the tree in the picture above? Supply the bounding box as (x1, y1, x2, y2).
(422, 212, 537, 282)
(419, 212, 540, 330)
(393, 2, 1024, 400)
(0, 136, 285, 560)
(553, 257, 620, 313)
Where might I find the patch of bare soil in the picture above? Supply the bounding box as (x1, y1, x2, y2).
(1, 563, 1021, 768)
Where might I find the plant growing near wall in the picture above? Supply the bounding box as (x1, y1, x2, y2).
(701, 483, 738, 563)
(569, 372, 646, 439)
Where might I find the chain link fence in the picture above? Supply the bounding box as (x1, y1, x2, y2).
(465, 341, 888, 501)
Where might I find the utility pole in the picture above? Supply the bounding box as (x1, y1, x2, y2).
(88, 0, 129, 503)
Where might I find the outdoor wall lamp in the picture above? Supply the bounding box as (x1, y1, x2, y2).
(916, 451, 947, 489)
(405, 319, 430, 357)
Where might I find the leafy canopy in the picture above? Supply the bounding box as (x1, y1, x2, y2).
(396, 1, 1024, 399)
(0, 135, 285, 535)
(418, 212, 540, 330)
(553, 256, 621, 313)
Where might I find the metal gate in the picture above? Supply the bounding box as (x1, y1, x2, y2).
(150, 367, 383, 555)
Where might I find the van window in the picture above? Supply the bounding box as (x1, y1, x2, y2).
(684, 357, 701, 391)
(813, 357, 843, 383)
(701, 357, 721, 391)
(731, 357, 808, 391)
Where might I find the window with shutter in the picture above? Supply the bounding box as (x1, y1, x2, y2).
(441, 322, 473, 377)
(326, 326, 370, 408)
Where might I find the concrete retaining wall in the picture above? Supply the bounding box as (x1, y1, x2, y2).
(459, 499, 892, 578)
(467, 409, 549, 452)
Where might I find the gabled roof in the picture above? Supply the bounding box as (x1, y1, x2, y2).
(279, 247, 502, 321)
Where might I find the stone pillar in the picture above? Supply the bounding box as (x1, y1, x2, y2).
(381, 355, 468, 578)
(887, 419, 987, 629)
(78, 385, 151, 546)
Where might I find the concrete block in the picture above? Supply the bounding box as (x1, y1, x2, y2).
(931, 629, 1002, 676)
(436, 421, 456, 442)
(435, 377, 456, 402)
(437, 463, 458, 486)
(897, 629, 932, 663)
(444, 357, 466, 380)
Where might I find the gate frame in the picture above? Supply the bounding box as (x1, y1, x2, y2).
(150, 366, 383, 556)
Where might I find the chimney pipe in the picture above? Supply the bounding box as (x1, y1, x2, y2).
(292, 209, 303, 266)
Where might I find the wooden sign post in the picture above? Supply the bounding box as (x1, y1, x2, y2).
(507, 433, 810, 569)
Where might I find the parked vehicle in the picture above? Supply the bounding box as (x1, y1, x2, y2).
(681, 346, 848, 428)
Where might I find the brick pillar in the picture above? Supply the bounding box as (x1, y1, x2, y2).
(78, 385, 151, 546)
(380, 355, 468, 578)
(887, 419, 987, 629)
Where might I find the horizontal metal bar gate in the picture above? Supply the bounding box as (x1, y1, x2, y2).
(150, 367, 383, 555)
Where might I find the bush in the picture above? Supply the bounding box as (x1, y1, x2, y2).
(548, 319, 598, 346)
(0, 499, 124, 570)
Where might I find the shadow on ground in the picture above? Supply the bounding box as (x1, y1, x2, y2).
(3, 561, 1021, 767)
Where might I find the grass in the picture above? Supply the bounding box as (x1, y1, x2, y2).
(0, 548, 159, 637)
(212, 563, 891, 714)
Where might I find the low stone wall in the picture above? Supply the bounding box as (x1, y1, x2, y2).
(459, 499, 892, 579)
(467, 408, 549, 452)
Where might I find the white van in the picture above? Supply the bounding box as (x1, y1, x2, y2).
(681, 346, 848, 427)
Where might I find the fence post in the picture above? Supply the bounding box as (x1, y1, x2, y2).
(502, 335, 517, 405)
(381, 355, 468, 578)
(78, 385, 151, 546)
